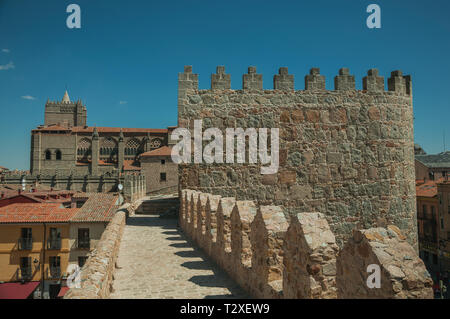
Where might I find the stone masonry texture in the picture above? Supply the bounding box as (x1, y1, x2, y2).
(178, 66, 417, 250)
(180, 189, 433, 299)
(110, 214, 247, 299)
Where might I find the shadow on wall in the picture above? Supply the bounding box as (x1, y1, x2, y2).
(179, 189, 434, 299)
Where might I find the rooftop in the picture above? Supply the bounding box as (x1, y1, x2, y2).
(0, 203, 78, 223)
(71, 193, 119, 222)
(140, 146, 172, 157)
(416, 177, 446, 198)
(33, 125, 168, 134)
(416, 151, 450, 168)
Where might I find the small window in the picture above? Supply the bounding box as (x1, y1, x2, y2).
(160, 172, 166, 182)
(78, 256, 88, 268)
(76, 200, 85, 208)
(45, 150, 51, 160)
(442, 219, 445, 229)
(21, 228, 32, 239)
(424, 251, 429, 261)
(447, 232, 450, 240)
(423, 205, 427, 216)
(55, 150, 62, 160)
(161, 159, 166, 165)
(49, 256, 60, 268)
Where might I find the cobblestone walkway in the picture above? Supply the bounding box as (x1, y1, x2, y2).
(110, 215, 248, 299)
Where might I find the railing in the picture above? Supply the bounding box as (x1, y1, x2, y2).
(48, 267, 61, 279)
(17, 267, 32, 281)
(18, 238, 33, 250)
(76, 238, 90, 249)
(47, 238, 62, 250)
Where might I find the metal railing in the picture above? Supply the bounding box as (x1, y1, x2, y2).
(48, 267, 61, 279)
(18, 238, 33, 250)
(76, 238, 90, 249)
(47, 238, 62, 250)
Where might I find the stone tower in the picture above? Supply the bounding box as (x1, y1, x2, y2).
(44, 90, 87, 127)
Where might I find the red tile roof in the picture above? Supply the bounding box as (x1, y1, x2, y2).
(416, 178, 445, 198)
(33, 126, 168, 134)
(140, 146, 172, 157)
(0, 203, 78, 223)
(70, 193, 119, 222)
(123, 160, 141, 171)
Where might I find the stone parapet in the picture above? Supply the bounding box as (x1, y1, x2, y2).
(64, 210, 127, 299)
(179, 190, 433, 299)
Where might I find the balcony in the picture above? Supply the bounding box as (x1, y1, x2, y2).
(47, 238, 61, 250)
(76, 238, 90, 250)
(48, 267, 61, 280)
(17, 267, 32, 281)
(18, 238, 33, 250)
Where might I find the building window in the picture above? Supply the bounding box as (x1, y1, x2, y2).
(160, 173, 166, 182)
(55, 150, 62, 160)
(48, 228, 61, 250)
(424, 251, 429, 261)
(432, 254, 438, 265)
(45, 150, 52, 160)
(100, 137, 118, 163)
(78, 228, 90, 249)
(19, 228, 33, 250)
(78, 256, 88, 268)
(76, 200, 85, 208)
(19, 257, 32, 281)
(448, 231, 450, 240)
(442, 219, 445, 229)
(125, 138, 142, 159)
(423, 205, 427, 217)
(161, 159, 165, 165)
(49, 256, 61, 279)
(77, 138, 92, 162)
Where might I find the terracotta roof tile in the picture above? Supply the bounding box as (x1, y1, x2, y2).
(140, 146, 172, 157)
(416, 178, 445, 198)
(33, 126, 168, 134)
(123, 160, 141, 171)
(70, 193, 119, 222)
(0, 203, 78, 223)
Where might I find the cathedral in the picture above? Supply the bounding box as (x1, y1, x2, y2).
(5, 91, 178, 195)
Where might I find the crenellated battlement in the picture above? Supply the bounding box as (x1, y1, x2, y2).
(180, 189, 433, 299)
(178, 65, 412, 94)
(177, 64, 417, 252)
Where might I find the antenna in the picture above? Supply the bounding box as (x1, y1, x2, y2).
(444, 129, 446, 152)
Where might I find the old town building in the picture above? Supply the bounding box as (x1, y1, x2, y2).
(0, 192, 121, 299)
(3, 91, 178, 195)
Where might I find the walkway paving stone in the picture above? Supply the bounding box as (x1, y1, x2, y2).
(110, 214, 248, 299)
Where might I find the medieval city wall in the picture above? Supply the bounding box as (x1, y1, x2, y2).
(180, 189, 433, 299)
(64, 210, 127, 299)
(2, 173, 146, 199)
(177, 66, 417, 248)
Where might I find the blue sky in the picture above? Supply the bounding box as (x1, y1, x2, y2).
(0, 0, 449, 170)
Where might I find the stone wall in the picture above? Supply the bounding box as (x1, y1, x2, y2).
(64, 210, 126, 299)
(180, 189, 433, 299)
(177, 66, 417, 249)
